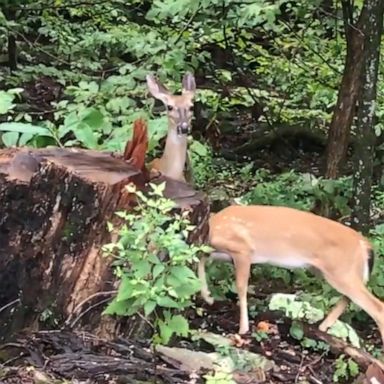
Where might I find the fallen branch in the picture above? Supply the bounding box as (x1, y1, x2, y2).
(303, 323, 384, 372)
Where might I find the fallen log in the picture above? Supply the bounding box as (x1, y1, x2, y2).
(0, 147, 209, 342)
(0, 330, 193, 384)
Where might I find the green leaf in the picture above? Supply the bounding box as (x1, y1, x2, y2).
(156, 296, 179, 308)
(158, 320, 173, 344)
(103, 297, 130, 316)
(190, 140, 208, 157)
(115, 276, 135, 302)
(144, 300, 157, 316)
(0, 122, 53, 136)
(169, 281, 200, 298)
(168, 314, 189, 338)
(170, 265, 197, 280)
(80, 108, 105, 130)
(2, 131, 19, 147)
(153, 264, 165, 279)
(290, 321, 304, 341)
(134, 260, 152, 278)
(73, 123, 100, 148)
(0, 91, 15, 114)
(150, 182, 166, 196)
(18, 132, 36, 146)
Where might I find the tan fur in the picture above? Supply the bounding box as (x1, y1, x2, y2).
(199, 205, 384, 349)
(146, 73, 196, 183)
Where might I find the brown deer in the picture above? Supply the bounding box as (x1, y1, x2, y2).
(199, 205, 384, 356)
(146, 72, 196, 184)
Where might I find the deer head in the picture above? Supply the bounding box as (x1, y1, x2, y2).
(146, 72, 196, 136)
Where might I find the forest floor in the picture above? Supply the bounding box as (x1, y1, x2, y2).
(1, 298, 382, 384)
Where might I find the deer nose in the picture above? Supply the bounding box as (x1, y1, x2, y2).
(178, 122, 190, 135)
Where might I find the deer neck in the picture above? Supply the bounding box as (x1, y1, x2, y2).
(160, 124, 188, 181)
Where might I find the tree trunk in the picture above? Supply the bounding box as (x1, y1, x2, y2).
(351, 0, 384, 234)
(0, 147, 209, 342)
(2, 6, 17, 72)
(324, 1, 366, 179)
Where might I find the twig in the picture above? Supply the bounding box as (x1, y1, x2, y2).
(279, 20, 343, 75)
(136, 311, 155, 330)
(15, 31, 71, 66)
(3, 352, 27, 366)
(68, 297, 112, 329)
(295, 353, 306, 383)
(174, 7, 201, 46)
(64, 290, 117, 327)
(0, 298, 20, 314)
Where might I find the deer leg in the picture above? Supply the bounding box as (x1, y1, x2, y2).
(319, 296, 350, 331)
(233, 255, 251, 335)
(198, 256, 214, 305)
(198, 252, 233, 305)
(324, 273, 384, 347)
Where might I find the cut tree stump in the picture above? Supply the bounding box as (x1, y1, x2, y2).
(0, 147, 209, 342)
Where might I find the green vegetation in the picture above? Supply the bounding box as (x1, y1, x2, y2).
(103, 182, 211, 344)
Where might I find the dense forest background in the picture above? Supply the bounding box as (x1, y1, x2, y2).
(1, 0, 384, 383)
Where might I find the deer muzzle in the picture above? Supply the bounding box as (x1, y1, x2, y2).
(177, 122, 190, 135)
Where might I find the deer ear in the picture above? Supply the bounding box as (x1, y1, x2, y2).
(146, 74, 170, 104)
(182, 72, 196, 95)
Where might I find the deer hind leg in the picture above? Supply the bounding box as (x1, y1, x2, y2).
(233, 255, 252, 335)
(324, 272, 384, 347)
(198, 252, 234, 305)
(319, 296, 350, 331)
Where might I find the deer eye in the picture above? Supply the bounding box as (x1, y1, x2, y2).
(167, 105, 174, 111)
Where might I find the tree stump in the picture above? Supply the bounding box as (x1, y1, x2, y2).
(0, 147, 209, 342)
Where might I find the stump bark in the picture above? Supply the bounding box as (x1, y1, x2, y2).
(0, 147, 209, 342)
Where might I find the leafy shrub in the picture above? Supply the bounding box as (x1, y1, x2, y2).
(102, 182, 211, 344)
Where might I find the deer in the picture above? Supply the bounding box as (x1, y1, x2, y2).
(145, 72, 196, 184)
(198, 204, 384, 352)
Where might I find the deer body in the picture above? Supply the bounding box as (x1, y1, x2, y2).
(199, 205, 384, 348)
(146, 73, 196, 183)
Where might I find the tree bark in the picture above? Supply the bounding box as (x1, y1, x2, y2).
(0, 147, 209, 342)
(351, 0, 384, 234)
(2, 6, 17, 72)
(324, 1, 366, 179)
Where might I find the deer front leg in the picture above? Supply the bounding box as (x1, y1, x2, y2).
(198, 255, 214, 305)
(233, 255, 252, 334)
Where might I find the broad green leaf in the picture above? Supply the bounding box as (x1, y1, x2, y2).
(115, 276, 135, 302)
(73, 123, 100, 148)
(169, 281, 200, 298)
(190, 140, 208, 157)
(158, 320, 173, 344)
(134, 260, 152, 278)
(153, 264, 165, 279)
(80, 108, 105, 130)
(0, 122, 53, 136)
(0, 91, 15, 114)
(144, 300, 157, 316)
(19, 132, 36, 146)
(290, 321, 304, 341)
(168, 314, 189, 338)
(156, 296, 179, 308)
(2, 131, 19, 147)
(103, 298, 130, 316)
(170, 265, 197, 280)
